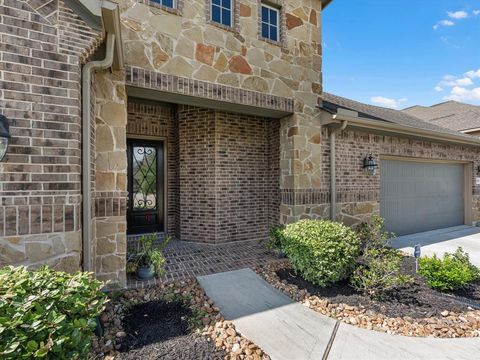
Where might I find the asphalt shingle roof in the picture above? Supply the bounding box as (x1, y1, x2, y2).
(402, 101, 480, 132)
(321, 93, 474, 138)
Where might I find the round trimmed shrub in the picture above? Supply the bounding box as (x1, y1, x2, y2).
(282, 219, 361, 287)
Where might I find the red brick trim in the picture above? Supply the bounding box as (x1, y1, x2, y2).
(125, 66, 294, 113)
(93, 191, 128, 217)
(280, 188, 379, 205)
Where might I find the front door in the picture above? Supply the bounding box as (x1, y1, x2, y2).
(127, 140, 165, 234)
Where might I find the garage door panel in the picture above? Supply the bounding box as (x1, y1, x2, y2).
(380, 160, 464, 236)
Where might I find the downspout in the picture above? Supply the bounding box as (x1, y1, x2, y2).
(330, 120, 347, 221)
(81, 33, 116, 272)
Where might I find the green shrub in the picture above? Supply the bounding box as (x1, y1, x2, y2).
(419, 247, 480, 291)
(0, 266, 107, 359)
(266, 225, 285, 254)
(351, 248, 412, 299)
(357, 215, 394, 253)
(281, 219, 361, 287)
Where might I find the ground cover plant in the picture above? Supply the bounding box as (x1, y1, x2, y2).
(419, 247, 480, 291)
(0, 266, 106, 359)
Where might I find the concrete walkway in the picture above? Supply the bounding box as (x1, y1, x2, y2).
(392, 225, 480, 267)
(197, 268, 480, 360)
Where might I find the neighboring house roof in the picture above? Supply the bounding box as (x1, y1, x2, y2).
(321, 93, 480, 146)
(402, 101, 480, 133)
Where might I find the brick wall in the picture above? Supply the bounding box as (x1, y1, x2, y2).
(280, 127, 480, 226)
(126, 101, 179, 238)
(178, 105, 279, 244)
(0, 0, 101, 270)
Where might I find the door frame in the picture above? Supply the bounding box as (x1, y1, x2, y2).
(379, 155, 473, 226)
(126, 136, 168, 235)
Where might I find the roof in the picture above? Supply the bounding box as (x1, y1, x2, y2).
(321, 93, 480, 146)
(402, 101, 480, 133)
(323, 0, 333, 9)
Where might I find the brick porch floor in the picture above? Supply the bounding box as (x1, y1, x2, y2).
(126, 239, 280, 289)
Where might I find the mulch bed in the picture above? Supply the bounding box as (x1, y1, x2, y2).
(276, 256, 480, 319)
(116, 300, 226, 360)
(91, 281, 271, 359)
(256, 259, 480, 338)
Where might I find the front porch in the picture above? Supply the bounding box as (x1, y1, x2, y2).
(126, 237, 280, 289)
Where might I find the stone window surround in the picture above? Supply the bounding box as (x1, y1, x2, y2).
(205, 0, 241, 33)
(257, 0, 286, 47)
(140, 0, 185, 16)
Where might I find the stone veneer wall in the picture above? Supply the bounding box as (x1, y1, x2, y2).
(0, 0, 101, 271)
(118, 0, 324, 221)
(178, 105, 280, 244)
(279, 127, 480, 227)
(93, 69, 128, 285)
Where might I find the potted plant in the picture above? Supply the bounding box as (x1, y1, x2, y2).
(131, 234, 171, 280)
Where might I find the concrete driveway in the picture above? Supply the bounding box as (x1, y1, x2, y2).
(391, 225, 480, 267)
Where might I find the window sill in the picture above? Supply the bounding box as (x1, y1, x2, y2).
(259, 36, 283, 47)
(207, 20, 239, 34)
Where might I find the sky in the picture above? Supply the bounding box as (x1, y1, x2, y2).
(322, 0, 480, 109)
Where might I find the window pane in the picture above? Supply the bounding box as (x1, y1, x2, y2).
(262, 22, 269, 39)
(262, 6, 269, 22)
(212, 0, 221, 5)
(221, 0, 231, 8)
(270, 25, 278, 41)
(212, 4, 221, 22)
(222, 9, 232, 26)
(161, 0, 174, 8)
(270, 9, 278, 26)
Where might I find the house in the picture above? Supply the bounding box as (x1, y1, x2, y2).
(1, 0, 479, 288)
(403, 101, 480, 136)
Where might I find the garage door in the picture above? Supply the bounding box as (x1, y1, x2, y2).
(380, 159, 464, 236)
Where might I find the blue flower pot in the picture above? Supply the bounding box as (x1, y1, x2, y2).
(137, 265, 155, 280)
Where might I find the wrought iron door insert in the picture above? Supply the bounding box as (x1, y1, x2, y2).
(127, 140, 164, 234)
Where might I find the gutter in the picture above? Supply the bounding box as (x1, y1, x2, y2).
(329, 120, 347, 221)
(322, 112, 480, 147)
(81, 32, 116, 272)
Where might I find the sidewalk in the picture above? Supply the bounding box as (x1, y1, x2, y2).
(197, 268, 480, 360)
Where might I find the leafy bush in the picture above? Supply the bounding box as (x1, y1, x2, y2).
(351, 248, 412, 299)
(357, 215, 394, 253)
(130, 234, 170, 276)
(281, 219, 361, 287)
(0, 266, 107, 359)
(266, 225, 285, 254)
(419, 248, 480, 291)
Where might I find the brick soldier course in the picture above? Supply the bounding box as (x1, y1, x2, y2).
(1, 0, 480, 288)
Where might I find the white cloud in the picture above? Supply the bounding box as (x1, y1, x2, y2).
(439, 75, 474, 87)
(434, 86, 444, 92)
(447, 10, 468, 19)
(433, 19, 455, 30)
(444, 86, 480, 102)
(473, 10, 480, 16)
(465, 69, 480, 79)
(370, 96, 407, 109)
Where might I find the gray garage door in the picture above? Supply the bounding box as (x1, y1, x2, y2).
(380, 159, 464, 236)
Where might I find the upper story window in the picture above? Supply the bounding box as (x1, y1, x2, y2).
(211, 0, 233, 27)
(261, 4, 280, 42)
(151, 0, 176, 9)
